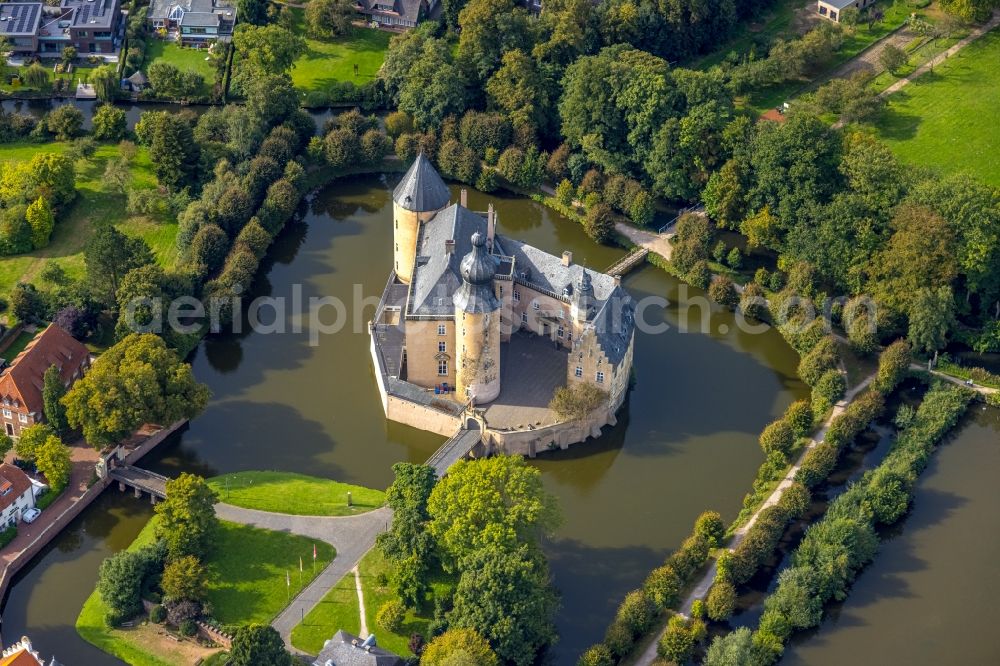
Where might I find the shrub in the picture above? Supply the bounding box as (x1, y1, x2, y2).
(643, 565, 681, 609)
(658, 615, 702, 664)
(739, 282, 768, 321)
(668, 535, 710, 580)
(875, 339, 912, 394)
(376, 599, 406, 633)
(863, 466, 912, 524)
(709, 276, 739, 308)
(603, 619, 634, 659)
(150, 604, 166, 624)
(798, 337, 840, 386)
(165, 598, 202, 626)
(785, 400, 814, 438)
(688, 260, 711, 289)
(549, 382, 609, 420)
(577, 643, 614, 666)
(759, 419, 795, 458)
(726, 246, 743, 269)
(694, 511, 725, 548)
(583, 203, 614, 244)
(776, 481, 810, 518)
(706, 580, 737, 621)
(615, 590, 655, 636)
(385, 111, 413, 138)
(812, 369, 846, 411)
(179, 619, 197, 637)
(796, 442, 837, 488)
(556, 179, 575, 206)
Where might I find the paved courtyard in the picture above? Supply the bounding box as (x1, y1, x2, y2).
(482, 331, 568, 429)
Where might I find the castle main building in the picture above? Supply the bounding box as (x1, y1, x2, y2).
(370, 155, 636, 455)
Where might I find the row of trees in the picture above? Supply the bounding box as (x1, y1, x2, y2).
(705, 380, 974, 664)
(376, 457, 560, 665)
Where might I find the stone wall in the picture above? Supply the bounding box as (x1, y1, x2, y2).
(385, 394, 462, 437)
(486, 406, 617, 458)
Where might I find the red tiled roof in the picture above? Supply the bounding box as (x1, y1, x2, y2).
(0, 324, 90, 417)
(0, 463, 33, 513)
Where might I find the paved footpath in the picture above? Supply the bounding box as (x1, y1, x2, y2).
(632, 372, 876, 666)
(214, 503, 392, 649)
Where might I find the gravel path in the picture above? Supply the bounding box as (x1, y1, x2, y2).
(214, 503, 392, 649)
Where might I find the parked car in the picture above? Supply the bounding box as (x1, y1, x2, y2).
(22, 508, 40, 524)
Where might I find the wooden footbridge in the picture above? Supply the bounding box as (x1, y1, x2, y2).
(606, 247, 649, 277)
(109, 466, 169, 502)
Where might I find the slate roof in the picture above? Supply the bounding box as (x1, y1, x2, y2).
(357, 0, 425, 25)
(454, 232, 501, 314)
(147, 0, 235, 22)
(312, 631, 403, 666)
(821, 0, 861, 9)
(393, 153, 450, 213)
(408, 204, 488, 316)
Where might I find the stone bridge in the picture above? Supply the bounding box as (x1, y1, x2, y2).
(426, 420, 483, 476)
(109, 466, 168, 502)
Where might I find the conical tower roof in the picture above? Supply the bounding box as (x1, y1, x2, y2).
(393, 153, 450, 213)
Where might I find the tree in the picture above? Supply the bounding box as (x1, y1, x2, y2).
(91, 65, 119, 103)
(874, 339, 912, 394)
(448, 547, 557, 666)
(709, 276, 739, 308)
(879, 44, 907, 74)
(428, 456, 559, 565)
(457, 0, 533, 86)
(703, 626, 756, 666)
(643, 565, 681, 609)
(305, 0, 354, 39)
(98, 549, 149, 623)
(20, 64, 49, 89)
(84, 225, 154, 305)
(92, 104, 126, 141)
(230, 624, 291, 666)
(25, 196, 54, 250)
(578, 644, 615, 666)
(706, 579, 737, 621)
(864, 466, 912, 524)
(785, 400, 814, 438)
(142, 111, 200, 190)
(759, 419, 795, 458)
(63, 334, 210, 449)
(360, 129, 391, 164)
(694, 511, 725, 548)
(14, 424, 56, 463)
(485, 49, 553, 134)
(190, 224, 230, 273)
(584, 202, 614, 243)
(908, 286, 955, 363)
(399, 39, 466, 130)
(615, 589, 654, 635)
(61, 46, 77, 64)
(421, 628, 499, 666)
(237, 0, 270, 25)
(233, 24, 305, 80)
(548, 382, 608, 420)
(385, 111, 414, 138)
(658, 614, 704, 664)
(939, 0, 998, 22)
(161, 555, 207, 602)
(34, 434, 71, 490)
(154, 473, 219, 560)
(42, 365, 68, 435)
(812, 369, 846, 411)
(10, 282, 46, 323)
(0, 433, 11, 461)
(45, 105, 84, 141)
(376, 599, 405, 632)
(323, 128, 360, 169)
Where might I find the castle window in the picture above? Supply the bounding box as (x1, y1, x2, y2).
(395, 219, 398, 228)
(438, 360, 448, 376)
(557, 326, 564, 338)
(498, 286, 503, 296)
(438, 342, 446, 353)
(532, 301, 540, 310)
(438, 324, 446, 335)
(513, 289, 520, 302)
(596, 371, 605, 384)
(2, 410, 9, 419)
(575, 366, 582, 378)
(521, 312, 528, 324)
(568, 332, 573, 342)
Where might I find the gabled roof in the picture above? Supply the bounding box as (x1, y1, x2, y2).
(408, 204, 488, 316)
(0, 465, 33, 513)
(393, 153, 450, 213)
(0, 324, 90, 417)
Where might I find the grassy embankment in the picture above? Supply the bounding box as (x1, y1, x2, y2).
(77, 516, 335, 664)
(207, 470, 385, 516)
(291, 547, 455, 658)
(0, 140, 178, 301)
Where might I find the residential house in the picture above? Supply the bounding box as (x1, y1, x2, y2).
(312, 631, 403, 666)
(0, 464, 36, 530)
(0, 324, 91, 438)
(355, 0, 438, 29)
(0, 0, 122, 56)
(817, 0, 875, 22)
(147, 0, 237, 46)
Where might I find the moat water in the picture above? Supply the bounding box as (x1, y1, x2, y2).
(2, 175, 993, 665)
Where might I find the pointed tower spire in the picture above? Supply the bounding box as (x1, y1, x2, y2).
(392, 152, 450, 213)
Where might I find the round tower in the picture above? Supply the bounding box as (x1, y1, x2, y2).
(453, 232, 501, 404)
(392, 153, 450, 284)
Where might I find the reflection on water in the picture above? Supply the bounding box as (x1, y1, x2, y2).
(782, 406, 1000, 666)
(2, 175, 808, 664)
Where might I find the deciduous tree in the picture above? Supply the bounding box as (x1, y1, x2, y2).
(154, 473, 219, 560)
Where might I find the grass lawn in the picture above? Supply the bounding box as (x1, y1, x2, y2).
(145, 40, 218, 95)
(0, 329, 36, 360)
(208, 471, 385, 516)
(77, 517, 335, 664)
(866, 29, 1000, 187)
(690, 0, 809, 70)
(288, 11, 390, 94)
(291, 548, 455, 657)
(0, 141, 177, 301)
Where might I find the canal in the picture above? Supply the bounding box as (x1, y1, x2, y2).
(1, 174, 809, 664)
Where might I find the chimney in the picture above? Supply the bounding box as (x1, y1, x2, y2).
(562, 251, 573, 267)
(487, 203, 495, 249)
(614, 275, 621, 286)
(445, 239, 456, 254)
(460, 188, 468, 207)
